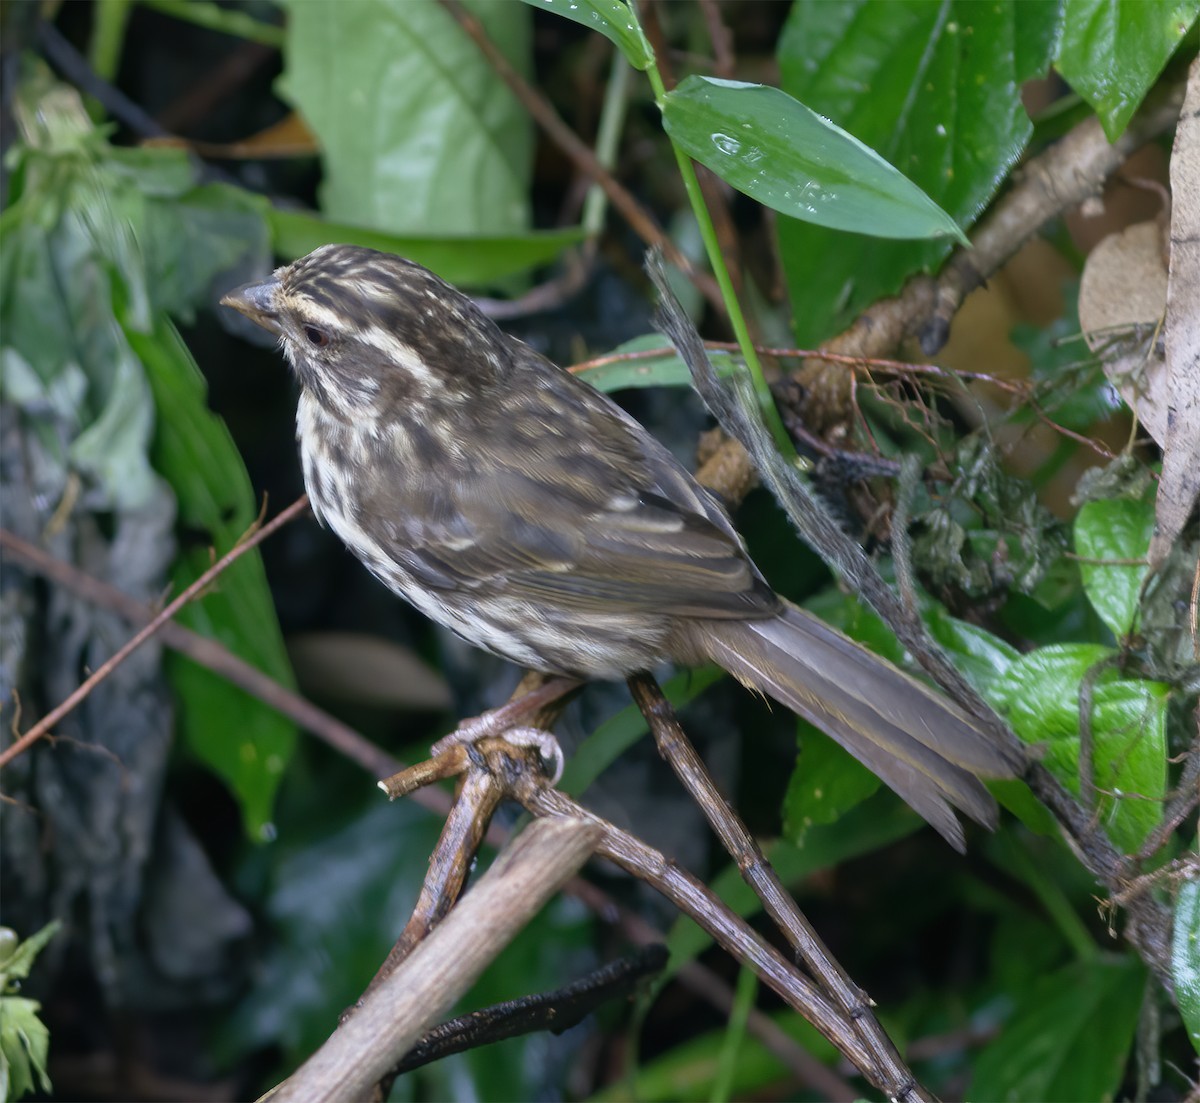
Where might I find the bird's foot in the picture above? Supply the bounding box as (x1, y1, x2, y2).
(429, 675, 580, 770)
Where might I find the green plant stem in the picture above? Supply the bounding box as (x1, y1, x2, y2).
(709, 964, 758, 1102)
(641, 62, 795, 458)
(89, 0, 134, 82)
(86, 0, 134, 121)
(997, 832, 1098, 963)
(140, 0, 285, 48)
(583, 53, 634, 238)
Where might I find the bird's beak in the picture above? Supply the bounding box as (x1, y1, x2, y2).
(221, 277, 283, 334)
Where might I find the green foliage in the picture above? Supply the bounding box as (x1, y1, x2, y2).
(1074, 493, 1155, 638)
(1056, 0, 1199, 140)
(1174, 873, 1200, 1055)
(521, 0, 653, 70)
(969, 955, 1145, 1101)
(573, 333, 739, 392)
(279, 0, 534, 238)
(130, 318, 297, 837)
(995, 645, 1168, 852)
(268, 207, 584, 287)
(0, 922, 61, 1102)
(661, 76, 966, 242)
(775, 0, 1062, 343)
(782, 727, 881, 842)
(1, 73, 295, 835)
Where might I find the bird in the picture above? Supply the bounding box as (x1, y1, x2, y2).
(221, 244, 1015, 851)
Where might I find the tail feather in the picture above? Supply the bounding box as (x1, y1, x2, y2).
(692, 603, 1016, 852)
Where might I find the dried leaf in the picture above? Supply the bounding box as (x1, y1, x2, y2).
(1078, 220, 1170, 444)
(1150, 53, 1200, 566)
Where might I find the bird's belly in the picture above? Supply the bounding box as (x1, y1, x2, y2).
(299, 427, 669, 680)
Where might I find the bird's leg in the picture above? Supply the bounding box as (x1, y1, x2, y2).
(430, 674, 581, 759)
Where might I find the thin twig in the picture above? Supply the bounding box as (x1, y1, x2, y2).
(0, 497, 308, 772)
(627, 674, 928, 1103)
(1137, 706, 1200, 861)
(436, 0, 725, 314)
(388, 947, 668, 1077)
(500, 752, 879, 1079)
(365, 767, 503, 999)
(0, 515, 416, 786)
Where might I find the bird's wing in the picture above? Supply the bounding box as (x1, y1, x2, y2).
(360, 356, 778, 621)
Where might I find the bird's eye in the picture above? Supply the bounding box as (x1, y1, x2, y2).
(303, 325, 330, 348)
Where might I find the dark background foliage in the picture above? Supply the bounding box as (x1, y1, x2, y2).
(0, 1, 1197, 1101)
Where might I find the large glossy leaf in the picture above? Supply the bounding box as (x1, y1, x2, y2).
(994, 644, 1167, 851)
(267, 207, 582, 287)
(279, 0, 534, 241)
(1074, 494, 1154, 638)
(130, 318, 297, 839)
(1174, 874, 1200, 1055)
(1056, 0, 1198, 141)
(521, 0, 652, 70)
(662, 76, 966, 242)
(970, 955, 1144, 1101)
(776, 0, 1062, 344)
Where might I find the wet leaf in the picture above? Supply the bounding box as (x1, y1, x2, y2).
(776, 0, 1060, 344)
(522, 0, 652, 70)
(663, 76, 966, 242)
(1056, 0, 1198, 141)
(970, 956, 1144, 1101)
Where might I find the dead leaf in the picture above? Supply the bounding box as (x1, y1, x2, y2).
(1150, 54, 1200, 567)
(1078, 220, 1169, 445)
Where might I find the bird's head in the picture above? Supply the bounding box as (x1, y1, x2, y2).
(221, 244, 509, 416)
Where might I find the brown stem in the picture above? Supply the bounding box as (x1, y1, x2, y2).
(437, 0, 725, 314)
(0, 516, 421, 791)
(628, 674, 928, 1103)
(0, 497, 309, 771)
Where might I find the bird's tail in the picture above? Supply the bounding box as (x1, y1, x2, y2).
(689, 602, 1019, 852)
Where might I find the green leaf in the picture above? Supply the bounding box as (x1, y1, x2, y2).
(137, 181, 272, 322)
(1056, 0, 1198, 141)
(572, 333, 738, 393)
(267, 207, 583, 287)
(521, 0, 653, 70)
(782, 727, 881, 842)
(0, 922, 61, 989)
(662, 76, 966, 243)
(129, 316, 297, 839)
(596, 1008, 834, 1103)
(923, 604, 1021, 703)
(1074, 495, 1154, 638)
(776, 0, 1061, 344)
(1174, 874, 1200, 1055)
(0, 922, 60, 1101)
(970, 955, 1144, 1101)
(0, 996, 52, 1100)
(994, 644, 1167, 850)
(279, 0, 534, 237)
